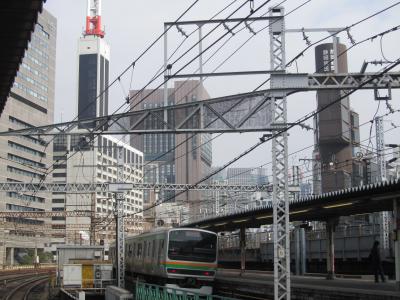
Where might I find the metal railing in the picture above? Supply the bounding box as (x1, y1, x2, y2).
(1, 263, 56, 271)
(136, 281, 238, 300)
(218, 224, 383, 250)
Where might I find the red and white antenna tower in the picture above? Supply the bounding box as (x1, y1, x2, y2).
(85, 0, 105, 38)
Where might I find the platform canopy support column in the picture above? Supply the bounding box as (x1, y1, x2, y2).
(240, 227, 246, 273)
(326, 219, 337, 280)
(394, 198, 400, 290)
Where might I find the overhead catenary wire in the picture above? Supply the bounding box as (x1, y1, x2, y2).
(21, 0, 271, 192)
(117, 0, 309, 185)
(221, 108, 400, 183)
(12, 0, 276, 203)
(142, 114, 400, 222)
(7, 0, 204, 213)
(32, 9, 400, 207)
(131, 21, 400, 189)
(127, 55, 400, 219)
(10, 0, 239, 205)
(5, 2, 400, 226)
(32, 5, 400, 216)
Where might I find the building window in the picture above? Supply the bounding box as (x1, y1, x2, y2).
(7, 192, 44, 203)
(6, 217, 44, 225)
(7, 166, 44, 179)
(52, 207, 65, 211)
(53, 173, 66, 178)
(6, 203, 44, 212)
(7, 153, 46, 168)
(8, 141, 46, 158)
(13, 81, 47, 102)
(52, 199, 65, 204)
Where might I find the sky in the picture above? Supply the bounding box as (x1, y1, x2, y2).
(44, 0, 400, 182)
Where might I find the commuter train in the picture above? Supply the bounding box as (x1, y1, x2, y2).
(111, 228, 218, 295)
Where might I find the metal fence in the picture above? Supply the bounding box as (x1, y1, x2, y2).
(1, 263, 56, 271)
(136, 282, 238, 300)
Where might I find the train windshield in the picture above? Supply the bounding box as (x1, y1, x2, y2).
(168, 230, 217, 262)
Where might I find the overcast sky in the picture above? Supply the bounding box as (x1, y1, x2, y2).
(44, 0, 400, 182)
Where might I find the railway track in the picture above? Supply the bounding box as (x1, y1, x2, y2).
(216, 288, 269, 300)
(0, 269, 52, 288)
(3, 275, 49, 300)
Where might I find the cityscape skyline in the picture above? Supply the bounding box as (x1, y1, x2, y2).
(0, 2, 399, 298)
(44, 0, 400, 170)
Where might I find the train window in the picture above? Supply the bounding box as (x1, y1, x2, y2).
(133, 243, 136, 257)
(144, 241, 147, 257)
(152, 240, 156, 258)
(128, 244, 132, 257)
(137, 243, 142, 257)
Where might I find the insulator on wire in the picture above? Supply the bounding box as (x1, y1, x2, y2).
(385, 100, 395, 114)
(346, 28, 356, 45)
(223, 23, 235, 36)
(249, 0, 254, 13)
(245, 21, 256, 35)
(301, 28, 311, 46)
(176, 25, 188, 38)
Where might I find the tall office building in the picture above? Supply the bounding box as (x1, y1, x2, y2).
(77, 0, 109, 128)
(0, 10, 57, 267)
(130, 80, 212, 224)
(51, 0, 143, 250)
(226, 168, 268, 186)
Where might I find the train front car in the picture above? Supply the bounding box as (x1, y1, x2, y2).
(165, 228, 217, 295)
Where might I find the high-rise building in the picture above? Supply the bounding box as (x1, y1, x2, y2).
(77, 0, 109, 128)
(0, 9, 57, 267)
(51, 0, 143, 251)
(226, 167, 268, 186)
(130, 80, 212, 224)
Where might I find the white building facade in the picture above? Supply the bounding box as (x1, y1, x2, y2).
(51, 134, 144, 252)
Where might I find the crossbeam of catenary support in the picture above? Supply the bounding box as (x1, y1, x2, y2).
(0, 182, 271, 192)
(1, 71, 398, 137)
(0, 210, 145, 218)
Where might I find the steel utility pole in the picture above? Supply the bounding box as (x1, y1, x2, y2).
(115, 146, 125, 288)
(269, 7, 290, 300)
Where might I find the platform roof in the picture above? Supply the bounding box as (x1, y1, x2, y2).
(0, 1, 45, 115)
(185, 179, 400, 232)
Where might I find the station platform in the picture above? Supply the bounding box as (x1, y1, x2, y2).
(216, 269, 400, 300)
